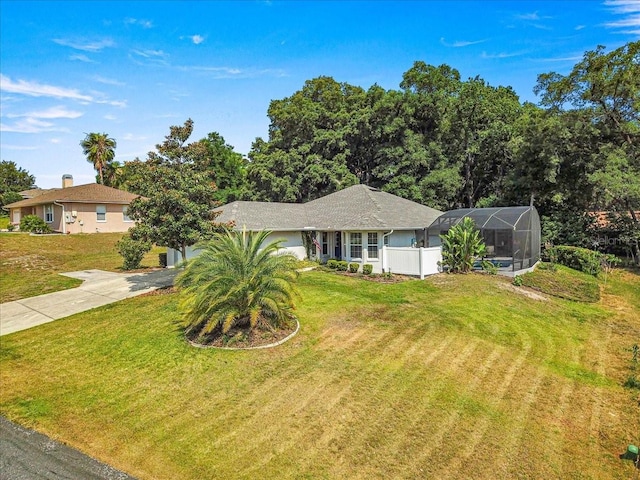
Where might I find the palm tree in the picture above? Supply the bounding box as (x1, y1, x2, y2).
(176, 230, 299, 340)
(80, 133, 116, 185)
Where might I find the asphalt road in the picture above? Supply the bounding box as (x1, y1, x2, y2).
(0, 416, 136, 480)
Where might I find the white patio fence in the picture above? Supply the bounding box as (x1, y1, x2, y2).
(381, 246, 442, 279)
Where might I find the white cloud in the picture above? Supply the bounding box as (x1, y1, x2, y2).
(124, 17, 153, 28)
(191, 35, 205, 45)
(0, 144, 39, 150)
(481, 50, 528, 59)
(91, 75, 125, 86)
(0, 74, 93, 101)
(0, 117, 67, 133)
(70, 54, 96, 63)
(531, 55, 584, 62)
(131, 49, 167, 58)
(6, 106, 83, 119)
(50, 138, 61, 144)
(104, 114, 117, 120)
(604, 0, 640, 14)
(0, 75, 126, 109)
(122, 133, 147, 141)
(53, 38, 115, 52)
(604, 0, 640, 34)
(516, 12, 542, 20)
(575, 25, 586, 30)
(96, 99, 127, 108)
(440, 37, 487, 47)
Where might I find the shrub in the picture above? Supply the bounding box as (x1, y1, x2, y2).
(336, 260, 348, 271)
(19, 215, 51, 234)
(327, 259, 338, 269)
(512, 275, 523, 286)
(481, 260, 498, 275)
(547, 246, 602, 276)
(348, 263, 359, 273)
(440, 217, 486, 273)
(176, 230, 299, 337)
(116, 235, 151, 270)
(363, 264, 373, 275)
(7, 223, 15, 232)
(537, 261, 557, 272)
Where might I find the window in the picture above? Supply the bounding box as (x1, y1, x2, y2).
(321, 232, 328, 255)
(367, 232, 379, 259)
(96, 205, 107, 222)
(123, 206, 132, 222)
(350, 232, 362, 259)
(44, 204, 54, 223)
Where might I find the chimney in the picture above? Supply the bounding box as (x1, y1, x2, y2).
(62, 174, 73, 188)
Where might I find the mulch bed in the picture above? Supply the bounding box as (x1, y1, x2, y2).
(333, 271, 413, 283)
(186, 320, 298, 349)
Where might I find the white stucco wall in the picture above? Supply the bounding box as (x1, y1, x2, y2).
(166, 230, 306, 268)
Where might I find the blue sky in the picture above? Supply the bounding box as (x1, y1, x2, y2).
(1, 1, 639, 189)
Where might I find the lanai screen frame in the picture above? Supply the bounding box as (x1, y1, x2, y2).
(427, 206, 541, 271)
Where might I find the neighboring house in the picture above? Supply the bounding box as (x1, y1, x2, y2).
(3, 175, 139, 234)
(167, 184, 443, 273)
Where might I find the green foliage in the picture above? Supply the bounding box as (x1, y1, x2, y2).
(537, 261, 557, 272)
(480, 260, 499, 275)
(0, 160, 35, 207)
(348, 262, 359, 273)
(327, 259, 338, 269)
(176, 230, 299, 338)
(80, 133, 116, 185)
(1, 191, 23, 208)
(520, 264, 600, 302)
(198, 132, 248, 203)
(116, 235, 152, 270)
(535, 42, 640, 265)
(363, 264, 373, 275)
(547, 246, 603, 276)
(440, 217, 486, 273)
(625, 344, 640, 390)
(336, 260, 349, 271)
(126, 120, 223, 262)
(512, 275, 523, 287)
(19, 215, 51, 234)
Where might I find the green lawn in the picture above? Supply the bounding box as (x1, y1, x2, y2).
(1, 268, 639, 479)
(0, 232, 164, 302)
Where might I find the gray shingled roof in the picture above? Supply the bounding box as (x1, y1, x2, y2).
(217, 185, 442, 231)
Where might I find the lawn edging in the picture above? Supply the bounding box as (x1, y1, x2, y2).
(185, 318, 300, 351)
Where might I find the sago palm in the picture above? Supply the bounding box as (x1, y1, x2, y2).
(80, 132, 116, 185)
(176, 230, 299, 338)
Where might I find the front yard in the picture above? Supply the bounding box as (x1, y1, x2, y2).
(1, 259, 639, 478)
(0, 232, 164, 302)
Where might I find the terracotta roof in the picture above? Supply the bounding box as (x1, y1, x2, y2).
(215, 185, 443, 231)
(589, 210, 640, 228)
(4, 183, 139, 209)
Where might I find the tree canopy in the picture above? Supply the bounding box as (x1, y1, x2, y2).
(127, 120, 225, 262)
(244, 41, 639, 263)
(0, 160, 35, 208)
(80, 132, 116, 185)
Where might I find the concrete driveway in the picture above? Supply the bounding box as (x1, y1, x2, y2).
(0, 269, 176, 336)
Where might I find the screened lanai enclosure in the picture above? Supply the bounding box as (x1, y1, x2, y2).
(427, 206, 541, 273)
